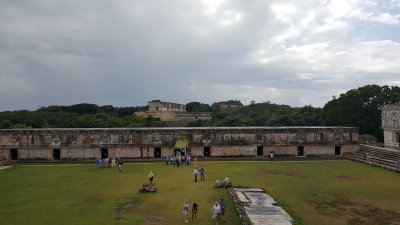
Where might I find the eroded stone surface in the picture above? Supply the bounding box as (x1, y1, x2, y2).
(234, 188, 293, 225)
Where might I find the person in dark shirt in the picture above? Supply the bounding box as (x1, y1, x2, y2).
(191, 202, 198, 220)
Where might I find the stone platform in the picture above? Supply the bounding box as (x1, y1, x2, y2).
(231, 187, 293, 225)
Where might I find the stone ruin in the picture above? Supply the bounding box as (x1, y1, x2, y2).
(229, 187, 293, 225)
(139, 184, 156, 193)
(215, 177, 232, 188)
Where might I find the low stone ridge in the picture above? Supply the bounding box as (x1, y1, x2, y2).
(230, 187, 293, 225)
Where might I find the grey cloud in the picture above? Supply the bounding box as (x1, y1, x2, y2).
(0, 0, 399, 111)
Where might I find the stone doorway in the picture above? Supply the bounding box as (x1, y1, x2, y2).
(53, 149, 60, 160)
(335, 146, 341, 155)
(204, 147, 211, 157)
(154, 147, 161, 158)
(10, 149, 18, 160)
(257, 146, 263, 156)
(101, 148, 108, 159)
(297, 146, 304, 156)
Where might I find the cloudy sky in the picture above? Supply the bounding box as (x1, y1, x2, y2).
(1, 0, 400, 111)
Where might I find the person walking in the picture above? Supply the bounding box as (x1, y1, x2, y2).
(200, 168, 205, 181)
(219, 199, 226, 220)
(212, 201, 221, 225)
(192, 202, 198, 220)
(118, 160, 124, 174)
(194, 167, 198, 182)
(183, 200, 190, 222)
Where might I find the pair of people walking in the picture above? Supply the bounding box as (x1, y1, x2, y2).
(183, 201, 198, 222)
(212, 199, 226, 224)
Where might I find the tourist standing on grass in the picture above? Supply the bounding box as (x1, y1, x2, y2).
(200, 168, 205, 181)
(118, 160, 124, 174)
(367, 154, 372, 164)
(149, 171, 154, 184)
(270, 151, 274, 161)
(187, 154, 191, 165)
(165, 155, 170, 165)
(192, 202, 198, 220)
(194, 167, 198, 182)
(183, 200, 190, 222)
(170, 154, 174, 165)
(212, 201, 221, 224)
(96, 158, 100, 168)
(111, 158, 116, 168)
(219, 199, 226, 219)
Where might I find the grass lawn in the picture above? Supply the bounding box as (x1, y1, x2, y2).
(0, 160, 399, 225)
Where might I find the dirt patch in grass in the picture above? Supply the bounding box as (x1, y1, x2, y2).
(263, 170, 309, 179)
(135, 214, 169, 225)
(115, 198, 143, 221)
(310, 199, 400, 225)
(337, 175, 360, 181)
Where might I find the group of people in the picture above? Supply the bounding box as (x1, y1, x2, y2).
(95, 157, 124, 174)
(165, 152, 196, 167)
(183, 199, 226, 223)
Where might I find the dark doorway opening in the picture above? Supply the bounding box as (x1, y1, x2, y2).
(204, 147, 211, 157)
(297, 146, 304, 156)
(257, 146, 263, 156)
(53, 149, 60, 160)
(10, 149, 18, 160)
(101, 148, 108, 159)
(154, 147, 161, 158)
(335, 146, 341, 155)
(397, 132, 400, 147)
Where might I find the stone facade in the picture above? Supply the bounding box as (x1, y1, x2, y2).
(135, 100, 212, 124)
(382, 104, 400, 149)
(148, 100, 186, 112)
(212, 101, 244, 113)
(0, 127, 358, 161)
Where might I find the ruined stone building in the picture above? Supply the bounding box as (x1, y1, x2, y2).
(212, 101, 244, 113)
(0, 127, 358, 161)
(135, 100, 212, 125)
(382, 105, 400, 149)
(148, 100, 186, 112)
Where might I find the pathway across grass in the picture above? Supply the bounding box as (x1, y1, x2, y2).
(0, 160, 399, 225)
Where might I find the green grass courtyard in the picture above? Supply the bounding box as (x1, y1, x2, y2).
(0, 160, 399, 225)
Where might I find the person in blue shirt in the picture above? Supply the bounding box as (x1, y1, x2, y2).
(165, 155, 170, 165)
(200, 168, 205, 181)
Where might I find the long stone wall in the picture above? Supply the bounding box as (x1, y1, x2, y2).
(0, 127, 358, 160)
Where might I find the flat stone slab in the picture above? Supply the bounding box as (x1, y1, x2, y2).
(236, 191, 251, 203)
(234, 188, 293, 225)
(234, 188, 264, 192)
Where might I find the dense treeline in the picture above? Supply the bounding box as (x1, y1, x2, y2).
(1, 85, 399, 141)
(0, 104, 165, 128)
(323, 85, 400, 140)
